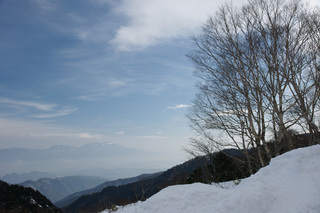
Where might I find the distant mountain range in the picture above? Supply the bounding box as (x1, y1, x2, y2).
(55, 172, 162, 208)
(0, 171, 56, 184)
(0, 171, 162, 210)
(0, 142, 155, 179)
(19, 176, 108, 203)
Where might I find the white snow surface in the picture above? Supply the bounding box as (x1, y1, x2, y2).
(103, 145, 320, 213)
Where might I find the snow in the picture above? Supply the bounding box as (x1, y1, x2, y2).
(30, 198, 37, 205)
(102, 145, 320, 213)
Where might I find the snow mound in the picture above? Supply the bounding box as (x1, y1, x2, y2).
(109, 145, 320, 213)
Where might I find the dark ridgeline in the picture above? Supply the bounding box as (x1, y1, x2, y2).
(0, 180, 61, 213)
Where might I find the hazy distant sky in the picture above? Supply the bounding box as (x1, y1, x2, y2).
(0, 0, 317, 171)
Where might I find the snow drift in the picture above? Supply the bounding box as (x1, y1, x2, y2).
(106, 145, 320, 213)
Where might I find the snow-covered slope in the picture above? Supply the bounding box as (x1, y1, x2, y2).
(107, 145, 320, 213)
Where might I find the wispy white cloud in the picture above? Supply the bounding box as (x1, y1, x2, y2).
(167, 104, 191, 110)
(73, 78, 133, 101)
(115, 131, 125, 135)
(138, 135, 168, 139)
(0, 118, 105, 148)
(108, 79, 128, 88)
(111, 0, 246, 51)
(32, 107, 78, 118)
(30, 132, 103, 139)
(92, 0, 116, 6)
(70, 72, 169, 100)
(33, 0, 59, 11)
(76, 94, 103, 102)
(0, 97, 77, 118)
(0, 97, 56, 111)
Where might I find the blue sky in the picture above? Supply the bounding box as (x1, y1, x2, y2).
(0, 0, 258, 171)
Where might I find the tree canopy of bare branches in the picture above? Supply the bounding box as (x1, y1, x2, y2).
(187, 0, 320, 173)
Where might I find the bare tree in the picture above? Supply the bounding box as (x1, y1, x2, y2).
(287, 6, 320, 144)
(187, 0, 320, 172)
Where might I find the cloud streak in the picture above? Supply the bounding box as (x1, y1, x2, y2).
(0, 118, 105, 149)
(0, 97, 56, 111)
(167, 104, 191, 110)
(115, 131, 125, 135)
(138, 135, 168, 139)
(33, 0, 58, 11)
(32, 107, 78, 118)
(0, 97, 77, 118)
(30, 132, 103, 139)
